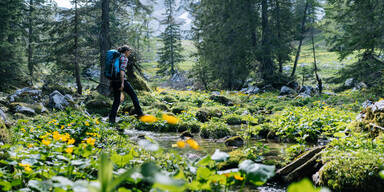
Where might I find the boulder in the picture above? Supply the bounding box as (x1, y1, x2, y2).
(196, 110, 209, 123)
(299, 86, 315, 96)
(280, 86, 296, 96)
(42, 82, 74, 95)
(344, 78, 355, 88)
(224, 136, 244, 147)
(8, 87, 42, 103)
(354, 82, 367, 90)
(241, 86, 260, 95)
(209, 95, 234, 106)
(0, 109, 7, 123)
(49, 91, 71, 110)
(9, 103, 36, 116)
(287, 81, 300, 90)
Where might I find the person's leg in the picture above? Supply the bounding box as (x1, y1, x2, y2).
(123, 80, 143, 116)
(109, 83, 122, 123)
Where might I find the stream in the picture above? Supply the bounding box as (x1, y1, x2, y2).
(123, 129, 291, 192)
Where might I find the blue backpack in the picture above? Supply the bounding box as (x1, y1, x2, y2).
(104, 50, 121, 80)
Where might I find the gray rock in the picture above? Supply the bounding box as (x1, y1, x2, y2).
(15, 105, 35, 116)
(287, 81, 300, 90)
(362, 100, 373, 109)
(344, 78, 355, 88)
(224, 136, 244, 147)
(353, 82, 368, 90)
(280, 86, 296, 96)
(323, 92, 336, 96)
(371, 100, 384, 113)
(49, 91, 69, 110)
(0, 109, 7, 123)
(297, 93, 311, 98)
(8, 87, 42, 103)
(241, 86, 260, 95)
(300, 86, 315, 96)
(211, 91, 221, 95)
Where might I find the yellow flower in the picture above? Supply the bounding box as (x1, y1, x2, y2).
(176, 140, 186, 148)
(84, 121, 90, 126)
(21, 128, 26, 132)
(186, 138, 200, 150)
(42, 139, 51, 146)
(67, 138, 75, 145)
(95, 120, 100, 125)
(86, 137, 96, 146)
(65, 147, 73, 154)
(61, 133, 70, 142)
(234, 175, 244, 181)
(61, 125, 65, 129)
(139, 115, 158, 123)
(24, 166, 32, 172)
(53, 131, 61, 141)
(162, 114, 179, 125)
(27, 144, 34, 148)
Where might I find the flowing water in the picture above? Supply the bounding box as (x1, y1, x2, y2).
(124, 129, 291, 191)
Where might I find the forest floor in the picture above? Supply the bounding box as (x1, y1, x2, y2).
(1, 85, 384, 191)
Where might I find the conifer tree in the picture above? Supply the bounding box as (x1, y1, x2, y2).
(157, 0, 184, 76)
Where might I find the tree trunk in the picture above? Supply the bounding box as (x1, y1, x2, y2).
(290, 0, 309, 78)
(311, 6, 322, 94)
(98, 0, 111, 96)
(28, 0, 34, 84)
(276, 0, 283, 74)
(74, 0, 82, 95)
(261, 0, 274, 82)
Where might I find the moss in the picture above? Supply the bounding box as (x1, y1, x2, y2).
(318, 151, 384, 191)
(209, 95, 234, 106)
(0, 119, 10, 143)
(224, 114, 244, 125)
(85, 93, 112, 116)
(200, 121, 232, 139)
(127, 73, 151, 92)
(42, 83, 74, 95)
(195, 107, 224, 123)
(177, 121, 201, 133)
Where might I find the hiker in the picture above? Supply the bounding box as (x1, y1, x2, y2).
(109, 45, 143, 124)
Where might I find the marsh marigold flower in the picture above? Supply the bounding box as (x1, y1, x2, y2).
(176, 140, 186, 148)
(84, 121, 90, 126)
(234, 175, 244, 181)
(139, 115, 158, 123)
(42, 139, 51, 146)
(86, 137, 96, 146)
(186, 138, 200, 150)
(67, 138, 75, 145)
(162, 114, 179, 125)
(65, 147, 73, 154)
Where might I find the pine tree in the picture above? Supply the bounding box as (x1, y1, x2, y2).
(0, 0, 26, 91)
(157, 0, 184, 76)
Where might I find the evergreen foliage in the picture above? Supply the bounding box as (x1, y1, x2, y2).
(157, 0, 184, 76)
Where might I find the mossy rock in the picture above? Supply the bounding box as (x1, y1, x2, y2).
(153, 102, 170, 111)
(224, 115, 245, 125)
(196, 108, 223, 123)
(217, 149, 247, 170)
(13, 113, 28, 120)
(0, 119, 10, 143)
(160, 95, 177, 104)
(224, 136, 244, 147)
(42, 83, 74, 95)
(127, 74, 151, 92)
(85, 93, 112, 116)
(318, 151, 384, 191)
(200, 121, 232, 139)
(177, 121, 201, 133)
(209, 95, 234, 106)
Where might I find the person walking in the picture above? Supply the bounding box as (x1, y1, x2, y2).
(109, 45, 143, 124)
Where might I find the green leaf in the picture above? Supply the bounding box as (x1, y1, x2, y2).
(0, 180, 12, 191)
(287, 178, 320, 192)
(238, 160, 275, 186)
(197, 155, 213, 166)
(333, 132, 346, 138)
(197, 167, 212, 180)
(380, 170, 384, 179)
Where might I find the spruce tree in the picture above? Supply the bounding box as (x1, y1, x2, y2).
(157, 0, 184, 76)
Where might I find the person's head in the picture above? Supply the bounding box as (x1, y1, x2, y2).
(118, 45, 132, 57)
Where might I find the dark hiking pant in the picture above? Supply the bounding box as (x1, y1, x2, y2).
(109, 80, 143, 123)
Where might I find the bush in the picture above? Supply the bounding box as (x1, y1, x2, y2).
(200, 120, 232, 139)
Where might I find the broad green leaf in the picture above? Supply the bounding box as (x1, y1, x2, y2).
(197, 167, 212, 180)
(197, 155, 213, 166)
(333, 132, 346, 138)
(238, 160, 275, 186)
(287, 178, 320, 192)
(0, 180, 12, 191)
(380, 170, 384, 179)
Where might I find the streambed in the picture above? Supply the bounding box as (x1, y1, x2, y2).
(123, 129, 292, 191)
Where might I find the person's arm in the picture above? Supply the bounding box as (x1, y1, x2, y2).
(119, 55, 128, 91)
(119, 70, 125, 91)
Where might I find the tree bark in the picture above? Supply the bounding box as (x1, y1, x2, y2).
(74, 0, 82, 95)
(311, 6, 322, 94)
(98, 0, 111, 96)
(261, 0, 274, 82)
(290, 0, 309, 78)
(28, 0, 34, 84)
(276, 0, 283, 74)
